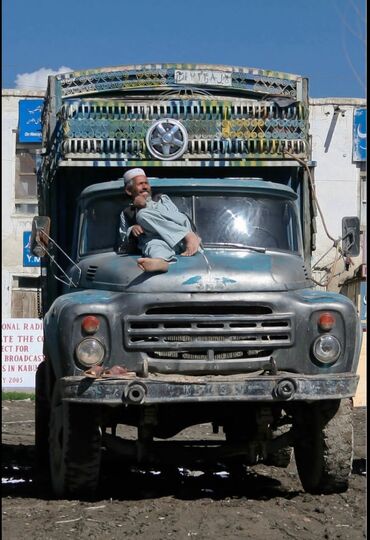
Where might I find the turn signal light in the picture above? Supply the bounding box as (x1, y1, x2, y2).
(81, 315, 100, 334)
(318, 312, 335, 331)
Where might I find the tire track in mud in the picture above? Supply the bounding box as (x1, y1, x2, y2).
(2, 401, 366, 540)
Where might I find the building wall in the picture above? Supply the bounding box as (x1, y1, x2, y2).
(308, 98, 366, 291)
(2, 89, 45, 318)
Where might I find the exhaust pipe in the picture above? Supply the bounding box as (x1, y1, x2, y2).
(126, 383, 146, 403)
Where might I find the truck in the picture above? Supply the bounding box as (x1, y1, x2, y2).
(32, 63, 362, 498)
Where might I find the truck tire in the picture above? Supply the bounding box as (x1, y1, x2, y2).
(49, 384, 102, 498)
(35, 361, 51, 469)
(293, 398, 354, 494)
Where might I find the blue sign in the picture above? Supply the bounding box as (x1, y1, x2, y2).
(23, 231, 40, 267)
(360, 281, 366, 330)
(18, 99, 44, 143)
(353, 108, 366, 162)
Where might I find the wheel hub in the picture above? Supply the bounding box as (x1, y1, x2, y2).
(146, 119, 188, 160)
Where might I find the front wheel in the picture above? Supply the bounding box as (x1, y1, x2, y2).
(35, 361, 51, 468)
(293, 399, 354, 494)
(49, 384, 102, 498)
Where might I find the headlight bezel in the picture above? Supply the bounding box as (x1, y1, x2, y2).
(312, 334, 342, 365)
(75, 337, 105, 367)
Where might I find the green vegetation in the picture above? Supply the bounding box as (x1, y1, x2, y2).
(2, 392, 35, 401)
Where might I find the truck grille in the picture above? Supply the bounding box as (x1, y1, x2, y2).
(123, 312, 294, 351)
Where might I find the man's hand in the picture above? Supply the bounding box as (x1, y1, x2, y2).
(133, 195, 147, 209)
(131, 225, 144, 237)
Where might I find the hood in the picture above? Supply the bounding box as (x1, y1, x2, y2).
(76, 250, 310, 293)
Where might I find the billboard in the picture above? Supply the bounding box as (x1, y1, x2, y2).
(2, 319, 44, 389)
(18, 99, 43, 143)
(23, 231, 41, 267)
(353, 108, 366, 162)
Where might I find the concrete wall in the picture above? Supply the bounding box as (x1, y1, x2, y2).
(2, 90, 45, 318)
(309, 98, 366, 290)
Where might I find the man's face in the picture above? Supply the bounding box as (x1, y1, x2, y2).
(126, 175, 152, 199)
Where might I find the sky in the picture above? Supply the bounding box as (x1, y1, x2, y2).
(2, 0, 366, 98)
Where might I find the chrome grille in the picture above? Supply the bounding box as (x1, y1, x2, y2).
(124, 314, 294, 350)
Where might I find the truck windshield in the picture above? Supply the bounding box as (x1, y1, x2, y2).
(79, 193, 302, 256)
(195, 196, 302, 253)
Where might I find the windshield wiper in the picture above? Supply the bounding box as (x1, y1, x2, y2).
(202, 242, 266, 253)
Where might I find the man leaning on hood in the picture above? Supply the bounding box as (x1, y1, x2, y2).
(119, 168, 201, 273)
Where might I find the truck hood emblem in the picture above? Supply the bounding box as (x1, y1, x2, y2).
(182, 275, 237, 290)
(146, 119, 188, 160)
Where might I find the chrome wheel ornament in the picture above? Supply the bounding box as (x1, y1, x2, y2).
(146, 119, 188, 160)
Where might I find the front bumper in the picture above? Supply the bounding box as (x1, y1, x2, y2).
(61, 372, 359, 405)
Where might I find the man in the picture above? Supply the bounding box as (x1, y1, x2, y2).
(119, 168, 201, 272)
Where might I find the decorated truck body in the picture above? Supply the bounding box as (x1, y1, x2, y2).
(32, 64, 361, 498)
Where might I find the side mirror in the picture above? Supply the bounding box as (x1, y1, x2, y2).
(342, 216, 360, 257)
(31, 216, 51, 257)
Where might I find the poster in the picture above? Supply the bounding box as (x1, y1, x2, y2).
(353, 108, 366, 162)
(2, 319, 44, 389)
(23, 231, 41, 267)
(18, 99, 43, 143)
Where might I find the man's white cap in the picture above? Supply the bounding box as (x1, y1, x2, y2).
(123, 168, 146, 186)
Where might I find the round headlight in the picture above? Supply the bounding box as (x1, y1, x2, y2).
(312, 335, 341, 364)
(75, 338, 105, 367)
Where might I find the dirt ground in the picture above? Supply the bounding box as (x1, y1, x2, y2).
(1, 400, 366, 540)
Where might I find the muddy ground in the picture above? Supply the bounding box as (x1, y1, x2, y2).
(1, 400, 366, 540)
